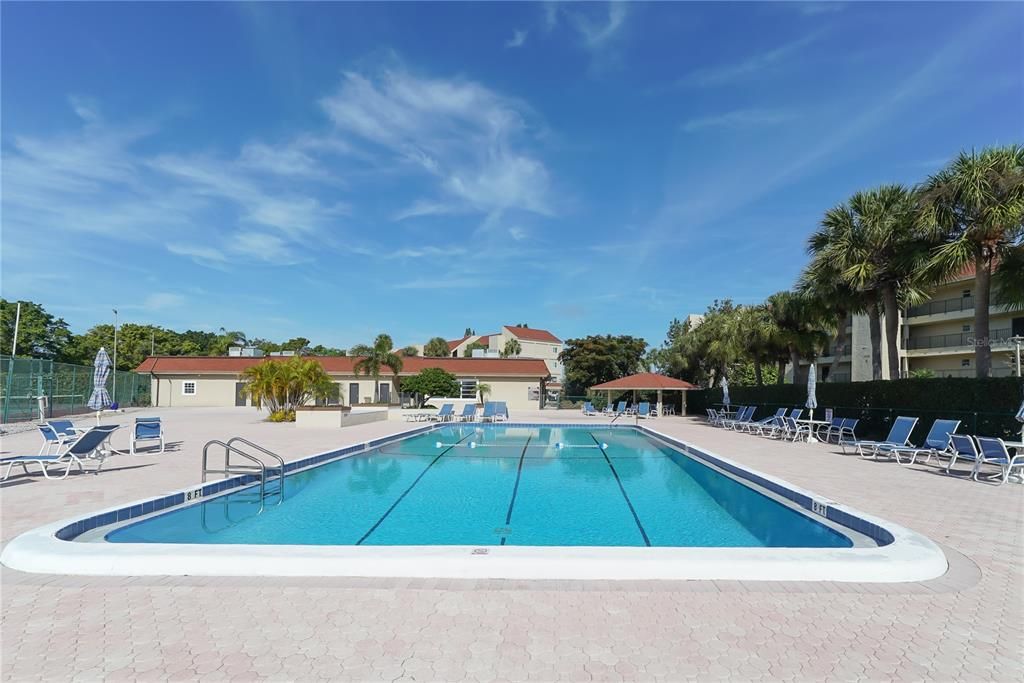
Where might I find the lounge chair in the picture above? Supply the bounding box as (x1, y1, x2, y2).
(845, 416, 918, 458)
(945, 434, 982, 476)
(457, 404, 477, 422)
(744, 408, 786, 434)
(888, 419, 961, 466)
(37, 423, 77, 455)
(834, 418, 860, 447)
(130, 416, 165, 455)
(974, 437, 1024, 485)
(480, 402, 497, 422)
(822, 416, 845, 443)
(495, 401, 509, 422)
(429, 404, 455, 422)
(583, 402, 598, 416)
(3, 425, 120, 480)
(721, 406, 753, 430)
(636, 402, 651, 419)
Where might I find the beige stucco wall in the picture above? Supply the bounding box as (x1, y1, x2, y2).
(148, 373, 544, 410)
(150, 375, 244, 408)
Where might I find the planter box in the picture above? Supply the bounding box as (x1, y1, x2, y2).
(295, 406, 388, 429)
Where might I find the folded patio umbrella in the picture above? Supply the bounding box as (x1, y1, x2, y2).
(87, 347, 112, 412)
(720, 376, 730, 408)
(806, 364, 818, 413)
(1016, 398, 1024, 439)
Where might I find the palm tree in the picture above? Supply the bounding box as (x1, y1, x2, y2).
(239, 357, 332, 417)
(764, 291, 828, 385)
(501, 338, 522, 358)
(350, 333, 404, 403)
(423, 337, 450, 357)
(918, 145, 1024, 377)
(800, 252, 874, 382)
(812, 185, 934, 379)
(476, 382, 492, 405)
(730, 305, 776, 386)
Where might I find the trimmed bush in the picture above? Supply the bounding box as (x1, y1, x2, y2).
(687, 377, 1024, 441)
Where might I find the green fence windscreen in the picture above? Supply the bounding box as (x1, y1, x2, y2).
(1, 355, 151, 423)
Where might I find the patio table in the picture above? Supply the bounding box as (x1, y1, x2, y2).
(795, 418, 830, 443)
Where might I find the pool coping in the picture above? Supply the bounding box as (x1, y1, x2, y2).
(0, 422, 949, 582)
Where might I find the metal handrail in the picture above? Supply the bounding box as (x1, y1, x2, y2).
(226, 437, 286, 503)
(202, 439, 267, 504)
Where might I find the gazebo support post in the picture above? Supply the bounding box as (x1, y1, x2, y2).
(657, 389, 663, 416)
(607, 390, 612, 412)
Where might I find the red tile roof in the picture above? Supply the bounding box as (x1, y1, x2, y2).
(136, 355, 551, 378)
(590, 373, 698, 391)
(504, 326, 562, 343)
(446, 336, 470, 351)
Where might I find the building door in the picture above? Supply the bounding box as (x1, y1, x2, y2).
(349, 382, 359, 405)
(378, 383, 390, 405)
(1013, 317, 1024, 337)
(234, 382, 247, 407)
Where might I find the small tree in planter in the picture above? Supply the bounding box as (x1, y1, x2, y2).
(402, 368, 459, 408)
(476, 383, 492, 406)
(240, 357, 333, 422)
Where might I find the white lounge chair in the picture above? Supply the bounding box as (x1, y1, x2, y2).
(889, 419, 960, 466)
(3, 425, 119, 480)
(975, 437, 1024, 485)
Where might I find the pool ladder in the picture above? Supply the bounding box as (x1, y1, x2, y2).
(201, 437, 287, 511)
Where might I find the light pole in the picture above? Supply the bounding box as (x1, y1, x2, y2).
(112, 309, 119, 404)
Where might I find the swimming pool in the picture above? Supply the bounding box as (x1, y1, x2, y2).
(1, 424, 948, 581)
(106, 426, 852, 548)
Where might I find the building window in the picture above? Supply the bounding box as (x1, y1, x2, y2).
(961, 359, 970, 368)
(182, 381, 197, 396)
(459, 379, 478, 399)
(962, 324, 971, 332)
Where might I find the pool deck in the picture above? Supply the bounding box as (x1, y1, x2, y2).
(2, 407, 1021, 681)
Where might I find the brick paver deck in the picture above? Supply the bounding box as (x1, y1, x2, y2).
(2, 407, 1021, 681)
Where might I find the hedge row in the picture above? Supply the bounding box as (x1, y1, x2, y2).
(686, 377, 1024, 441)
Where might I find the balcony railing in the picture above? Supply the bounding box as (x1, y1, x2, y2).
(917, 367, 1017, 378)
(907, 328, 1012, 350)
(908, 296, 974, 317)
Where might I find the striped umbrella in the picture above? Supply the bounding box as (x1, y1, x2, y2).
(720, 376, 730, 409)
(87, 347, 112, 411)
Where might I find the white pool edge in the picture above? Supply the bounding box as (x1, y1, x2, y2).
(1, 423, 949, 582)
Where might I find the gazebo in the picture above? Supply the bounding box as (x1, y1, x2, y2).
(590, 372, 698, 416)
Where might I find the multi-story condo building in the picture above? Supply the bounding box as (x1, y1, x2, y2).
(445, 325, 565, 382)
(799, 267, 1023, 381)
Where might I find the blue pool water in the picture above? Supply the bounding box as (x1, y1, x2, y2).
(105, 426, 852, 548)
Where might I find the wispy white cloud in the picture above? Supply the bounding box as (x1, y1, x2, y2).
(166, 243, 228, 263)
(673, 31, 825, 87)
(320, 65, 553, 220)
(566, 2, 629, 49)
(681, 109, 797, 133)
(794, 2, 848, 17)
(391, 277, 494, 290)
(144, 292, 186, 310)
(505, 29, 528, 49)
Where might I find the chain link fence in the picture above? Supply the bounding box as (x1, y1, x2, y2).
(1, 355, 151, 424)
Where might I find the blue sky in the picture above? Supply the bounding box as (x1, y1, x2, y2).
(2, 1, 1022, 350)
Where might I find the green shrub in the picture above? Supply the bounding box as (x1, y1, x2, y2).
(687, 377, 1024, 440)
(268, 409, 296, 422)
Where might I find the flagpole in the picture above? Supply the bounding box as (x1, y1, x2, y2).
(11, 302, 21, 355)
(112, 309, 119, 405)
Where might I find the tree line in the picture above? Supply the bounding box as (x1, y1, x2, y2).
(0, 299, 347, 372)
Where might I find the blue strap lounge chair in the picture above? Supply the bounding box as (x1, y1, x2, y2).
(480, 402, 497, 422)
(3, 425, 119, 480)
(835, 418, 860, 448)
(429, 404, 455, 422)
(495, 401, 509, 422)
(130, 416, 165, 455)
(745, 408, 786, 434)
(945, 434, 982, 476)
(637, 402, 651, 419)
(614, 401, 627, 416)
(974, 437, 1024, 485)
(582, 402, 598, 416)
(889, 419, 961, 466)
(457, 404, 477, 422)
(822, 416, 845, 443)
(721, 406, 752, 429)
(37, 423, 77, 455)
(849, 416, 919, 458)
